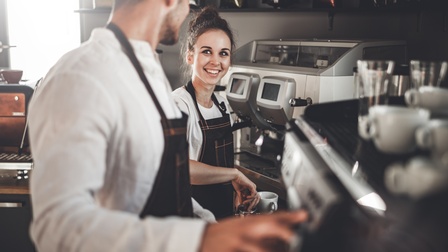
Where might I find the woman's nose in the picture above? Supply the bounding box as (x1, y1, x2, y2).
(209, 54, 220, 65)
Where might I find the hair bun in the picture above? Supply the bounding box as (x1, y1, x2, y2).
(185, 5, 235, 56)
(192, 6, 220, 27)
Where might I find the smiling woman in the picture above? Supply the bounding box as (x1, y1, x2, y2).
(4, 0, 80, 81)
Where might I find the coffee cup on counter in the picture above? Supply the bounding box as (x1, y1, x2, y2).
(359, 105, 430, 154)
(416, 119, 448, 158)
(0, 69, 23, 84)
(256, 191, 278, 214)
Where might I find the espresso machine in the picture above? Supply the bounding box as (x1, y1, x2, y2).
(223, 39, 448, 251)
(0, 82, 38, 185)
(223, 39, 407, 200)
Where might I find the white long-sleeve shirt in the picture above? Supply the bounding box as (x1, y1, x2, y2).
(28, 28, 212, 252)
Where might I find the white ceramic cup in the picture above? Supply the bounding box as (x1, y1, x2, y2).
(416, 119, 448, 157)
(360, 105, 430, 154)
(0, 69, 23, 84)
(256, 191, 278, 214)
(405, 86, 448, 115)
(385, 157, 448, 199)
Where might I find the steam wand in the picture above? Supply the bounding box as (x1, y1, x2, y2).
(18, 78, 42, 155)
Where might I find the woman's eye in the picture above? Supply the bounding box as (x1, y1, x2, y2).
(220, 51, 229, 56)
(202, 50, 211, 55)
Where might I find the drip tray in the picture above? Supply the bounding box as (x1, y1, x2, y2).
(235, 151, 280, 179)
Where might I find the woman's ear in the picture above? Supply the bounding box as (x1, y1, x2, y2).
(186, 51, 194, 65)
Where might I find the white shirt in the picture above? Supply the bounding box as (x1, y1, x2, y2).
(28, 28, 213, 252)
(172, 86, 233, 161)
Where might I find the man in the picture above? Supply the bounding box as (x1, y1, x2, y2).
(28, 0, 307, 251)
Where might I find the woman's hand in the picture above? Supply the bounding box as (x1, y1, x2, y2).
(232, 171, 259, 212)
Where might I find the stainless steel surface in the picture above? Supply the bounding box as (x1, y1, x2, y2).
(391, 75, 410, 95)
(290, 118, 381, 205)
(281, 123, 345, 232)
(223, 39, 407, 122)
(234, 151, 286, 200)
(279, 117, 384, 251)
(0, 168, 31, 185)
(0, 202, 23, 207)
(0, 153, 33, 171)
(0, 153, 32, 184)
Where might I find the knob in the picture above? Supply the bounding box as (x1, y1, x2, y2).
(289, 97, 313, 107)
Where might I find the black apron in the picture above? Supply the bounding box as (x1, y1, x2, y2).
(107, 23, 193, 218)
(186, 81, 235, 219)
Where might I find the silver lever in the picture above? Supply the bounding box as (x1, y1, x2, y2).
(0, 41, 17, 53)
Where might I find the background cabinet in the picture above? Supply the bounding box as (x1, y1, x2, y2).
(0, 193, 35, 252)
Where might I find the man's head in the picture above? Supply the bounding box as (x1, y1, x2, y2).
(111, 0, 190, 47)
(159, 0, 190, 45)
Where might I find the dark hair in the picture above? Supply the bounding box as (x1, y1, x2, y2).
(180, 6, 236, 83)
(186, 6, 236, 53)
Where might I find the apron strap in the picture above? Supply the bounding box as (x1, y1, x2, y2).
(106, 22, 169, 128)
(185, 81, 228, 122)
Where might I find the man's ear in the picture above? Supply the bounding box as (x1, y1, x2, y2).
(186, 51, 193, 65)
(165, 0, 177, 9)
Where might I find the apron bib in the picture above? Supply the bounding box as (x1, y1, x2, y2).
(107, 23, 193, 218)
(186, 81, 235, 219)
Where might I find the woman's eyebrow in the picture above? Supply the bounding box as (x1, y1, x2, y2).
(199, 46, 230, 51)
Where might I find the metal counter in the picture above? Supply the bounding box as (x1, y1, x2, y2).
(234, 151, 287, 201)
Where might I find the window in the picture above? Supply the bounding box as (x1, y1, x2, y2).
(2, 0, 80, 81)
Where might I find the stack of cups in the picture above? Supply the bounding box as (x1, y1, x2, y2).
(369, 60, 448, 200)
(356, 60, 430, 154)
(404, 60, 448, 161)
(405, 60, 448, 117)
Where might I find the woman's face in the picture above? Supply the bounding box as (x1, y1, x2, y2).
(187, 29, 231, 87)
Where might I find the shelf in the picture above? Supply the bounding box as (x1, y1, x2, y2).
(214, 6, 441, 13)
(75, 5, 445, 14)
(74, 8, 112, 14)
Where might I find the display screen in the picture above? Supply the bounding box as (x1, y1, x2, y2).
(230, 78, 246, 95)
(261, 82, 280, 101)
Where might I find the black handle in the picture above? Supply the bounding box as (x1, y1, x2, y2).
(289, 97, 313, 107)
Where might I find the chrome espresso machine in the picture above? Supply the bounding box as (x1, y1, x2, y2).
(223, 39, 411, 251)
(222, 39, 407, 199)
